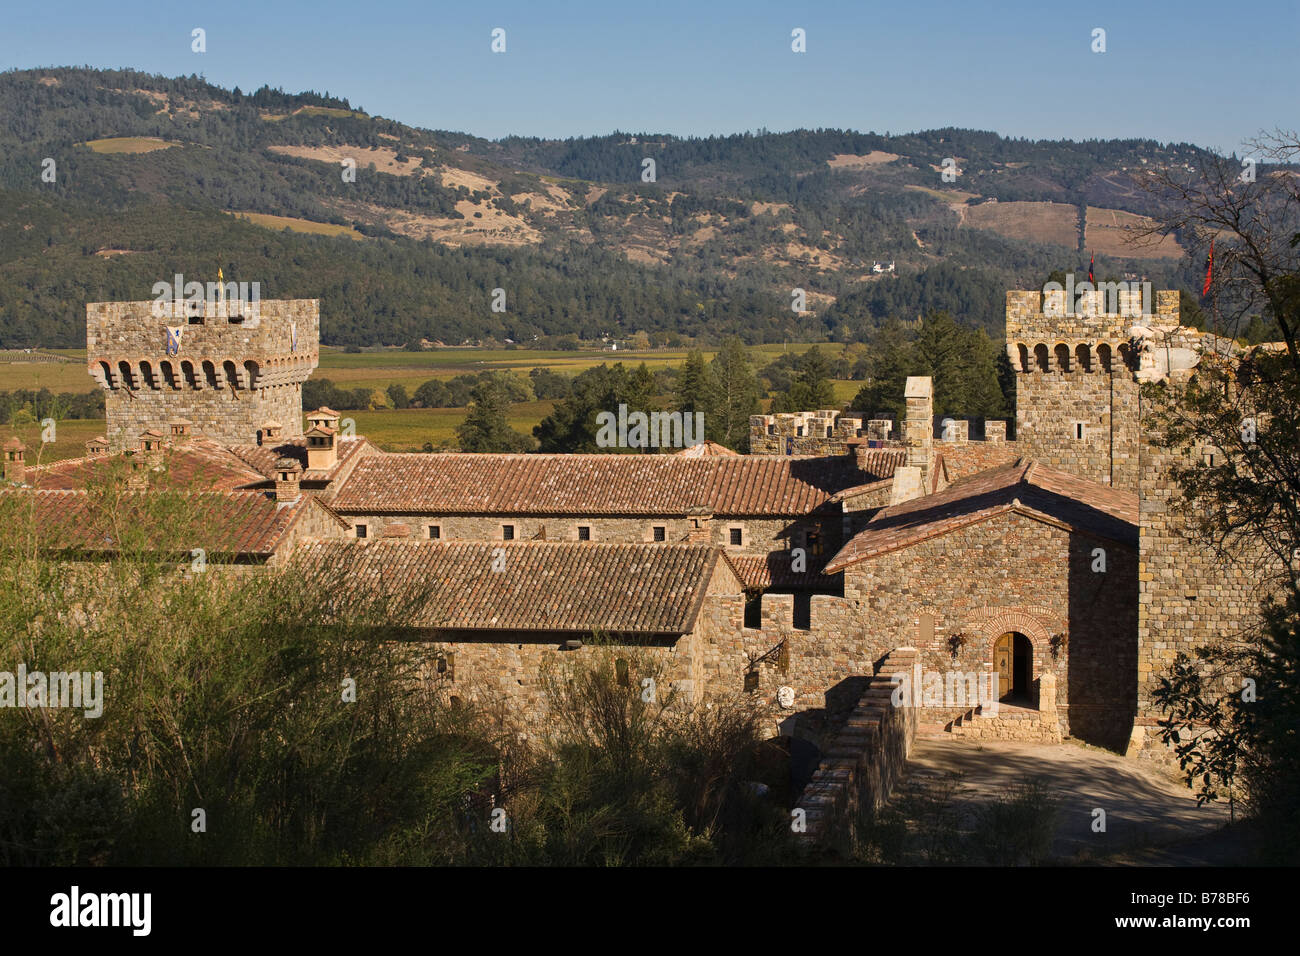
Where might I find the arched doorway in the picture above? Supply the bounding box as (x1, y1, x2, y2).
(993, 632, 1034, 704)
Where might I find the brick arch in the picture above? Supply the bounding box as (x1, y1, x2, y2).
(964, 607, 1052, 659)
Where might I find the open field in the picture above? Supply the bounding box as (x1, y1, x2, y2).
(229, 211, 364, 239)
(3, 376, 862, 462)
(1, 343, 862, 459)
(1084, 206, 1184, 260)
(348, 400, 559, 450)
(81, 136, 177, 154)
(962, 200, 1080, 248)
(1, 342, 851, 394)
(310, 342, 841, 392)
(2, 419, 105, 462)
(0, 359, 93, 391)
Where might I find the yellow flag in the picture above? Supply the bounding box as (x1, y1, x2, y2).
(218, 266, 224, 282)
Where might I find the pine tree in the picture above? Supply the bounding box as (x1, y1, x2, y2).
(794, 346, 836, 409)
(850, 320, 919, 420)
(456, 378, 532, 452)
(674, 350, 710, 413)
(707, 337, 760, 451)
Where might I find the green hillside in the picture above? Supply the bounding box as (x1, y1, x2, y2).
(0, 67, 1240, 349)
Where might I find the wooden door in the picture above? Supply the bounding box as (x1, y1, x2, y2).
(994, 633, 1014, 700)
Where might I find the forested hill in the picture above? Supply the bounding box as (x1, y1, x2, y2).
(0, 67, 1230, 348)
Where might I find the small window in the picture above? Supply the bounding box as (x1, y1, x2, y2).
(729, 527, 743, 547)
(428, 525, 441, 540)
(502, 525, 515, 541)
(1073, 422, 1085, 440)
(743, 594, 762, 629)
(577, 526, 591, 541)
(355, 524, 368, 538)
(653, 526, 666, 542)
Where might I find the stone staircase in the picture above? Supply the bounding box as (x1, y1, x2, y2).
(946, 696, 1062, 743)
(794, 647, 919, 845)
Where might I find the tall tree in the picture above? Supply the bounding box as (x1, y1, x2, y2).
(674, 349, 710, 414)
(706, 337, 760, 451)
(456, 378, 532, 452)
(850, 319, 921, 420)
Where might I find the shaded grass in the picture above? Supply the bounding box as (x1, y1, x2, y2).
(2, 419, 106, 462)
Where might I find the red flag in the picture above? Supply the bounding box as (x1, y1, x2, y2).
(1087, 253, 1094, 284)
(1202, 239, 1214, 297)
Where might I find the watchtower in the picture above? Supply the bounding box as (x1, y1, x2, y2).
(86, 297, 320, 451)
(1004, 287, 1178, 491)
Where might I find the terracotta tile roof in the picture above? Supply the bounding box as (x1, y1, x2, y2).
(855, 449, 908, 481)
(0, 488, 313, 557)
(727, 551, 840, 591)
(227, 436, 367, 482)
(28, 439, 266, 491)
(292, 539, 725, 634)
(824, 460, 1138, 572)
(330, 453, 870, 516)
(828, 478, 893, 504)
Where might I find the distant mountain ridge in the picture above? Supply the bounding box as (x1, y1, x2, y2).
(0, 67, 1245, 348)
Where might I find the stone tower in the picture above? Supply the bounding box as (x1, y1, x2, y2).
(86, 298, 320, 451)
(1004, 287, 1178, 491)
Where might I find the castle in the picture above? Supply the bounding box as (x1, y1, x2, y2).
(1, 288, 1271, 834)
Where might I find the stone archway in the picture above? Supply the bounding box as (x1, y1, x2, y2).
(965, 608, 1054, 707)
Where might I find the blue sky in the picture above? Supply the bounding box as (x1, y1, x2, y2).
(2, 0, 1293, 152)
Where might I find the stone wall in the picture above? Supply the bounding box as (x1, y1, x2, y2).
(1133, 390, 1274, 759)
(938, 436, 1022, 481)
(836, 511, 1139, 749)
(793, 647, 919, 847)
(335, 511, 837, 555)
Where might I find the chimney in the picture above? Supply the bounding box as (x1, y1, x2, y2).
(903, 376, 933, 488)
(3, 437, 27, 485)
(985, 419, 1007, 443)
(139, 429, 165, 460)
(168, 418, 193, 441)
(85, 436, 109, 456)
(124, 450, 148, 490)
(304, 425, 337, 471)
(306, 407, 341, 433)
(261, 419, 283, 443)
(687, 507, 712, 543)
(274, 456, 303, 503)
